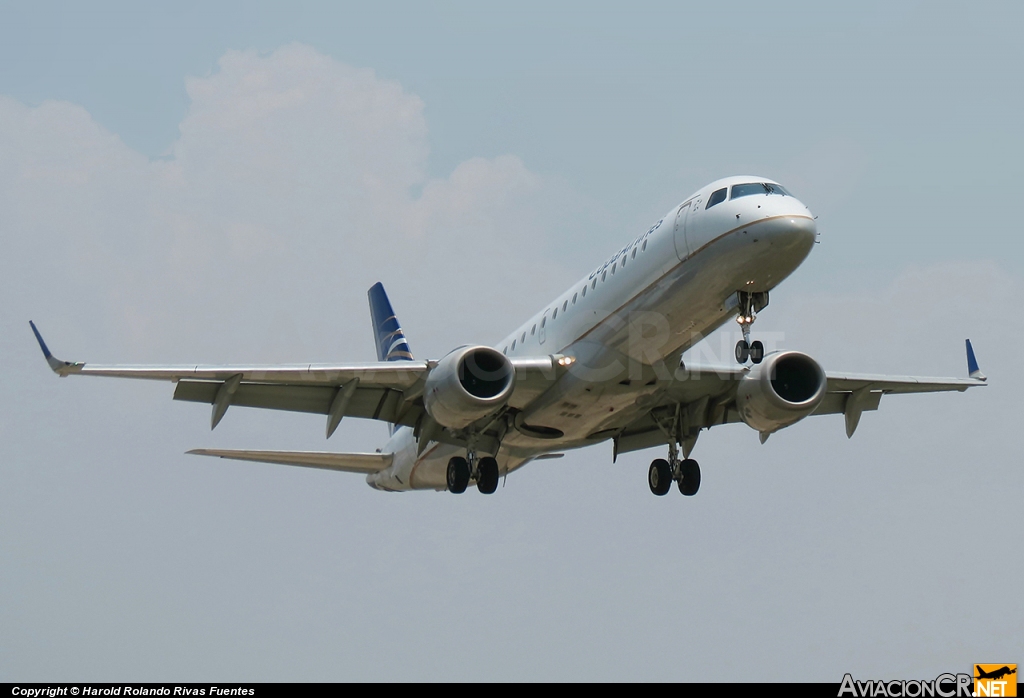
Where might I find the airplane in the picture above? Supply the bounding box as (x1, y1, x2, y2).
(975, 667, 1016, 681)
(31, 175, 987, 496)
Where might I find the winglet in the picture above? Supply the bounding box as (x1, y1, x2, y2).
(29, 321, 81, 376)
(966, 339, 986, 381)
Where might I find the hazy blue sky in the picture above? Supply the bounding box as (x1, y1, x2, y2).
(1, 1, 1020, 681)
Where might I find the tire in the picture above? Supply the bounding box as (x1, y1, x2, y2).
(678, 459, 701, 496)
(648, 459, 672, 496)
(735, 340, 750, 364)
(447, 456, 470, 494)
(749, 340, 764, 364)
(477, 457, 499, 495)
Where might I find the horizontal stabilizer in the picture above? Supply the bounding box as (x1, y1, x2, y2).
(187, 448, 392, 474)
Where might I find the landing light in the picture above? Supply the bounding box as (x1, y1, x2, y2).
(557, 356, 575, 367)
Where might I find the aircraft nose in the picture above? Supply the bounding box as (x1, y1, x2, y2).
(788, 212, 816, 242)
(780, 214, 817, 252)
(760, 210, 817, 256)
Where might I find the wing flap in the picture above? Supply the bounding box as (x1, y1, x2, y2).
(812, 389, 883, 416)
(173, 381, 421, 426)
(187, 448, 392, 474)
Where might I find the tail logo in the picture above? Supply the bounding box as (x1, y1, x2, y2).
(367, 282, 414, 363)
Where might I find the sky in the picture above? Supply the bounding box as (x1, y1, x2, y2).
(1, 0, 1021, 682)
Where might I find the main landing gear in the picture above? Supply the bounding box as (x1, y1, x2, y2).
(648, 443, 701, 497)
(447, 452, 499, 495)
(734, 290, 768, 365)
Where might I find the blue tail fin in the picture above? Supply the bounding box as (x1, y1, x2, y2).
(368, 282, 414, 362)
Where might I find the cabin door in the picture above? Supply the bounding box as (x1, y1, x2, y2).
(673, 201, 692, 261)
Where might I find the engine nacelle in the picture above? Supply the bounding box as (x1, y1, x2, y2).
(735, 351, 826, 434)
(424, 345, 515, 429)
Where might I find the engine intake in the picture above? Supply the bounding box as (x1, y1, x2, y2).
(735, 351, 826, 434)
(424, 346, 515, 429)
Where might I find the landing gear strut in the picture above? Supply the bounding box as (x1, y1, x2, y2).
(648, 441, 701, 497)
(735, 291, 768, 365)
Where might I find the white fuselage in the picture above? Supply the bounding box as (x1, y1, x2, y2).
(367, 176, 817, 491)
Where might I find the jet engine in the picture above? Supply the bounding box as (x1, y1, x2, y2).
(735, 351, 826, 434)
(424, 346, 515, 429)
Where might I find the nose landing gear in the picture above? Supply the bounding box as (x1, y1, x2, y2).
(734, 291, 768, 365)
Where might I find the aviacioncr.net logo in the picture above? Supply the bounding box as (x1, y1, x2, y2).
(838, 673, 973, 697)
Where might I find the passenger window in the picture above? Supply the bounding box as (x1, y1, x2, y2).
(706, 188, 727, 209)
(503, 346, 507, 355)
(611, 262, 616, 274)
(541, 317, 546, 328)
(553, 308, 558, 320)
(572, 292, 578, 304)
(531, 324, 536, 336)
(632, 248, 637, 259)
(602, 270, 607, 282)
(591, 279, 597, 290)
(512, 340, 517, 350)
(642, 240, 647, 252)
(521, 332, 526, 343)
(562, 300, 568, 312)
(582, 285, 587, 297)
(621, 254, 626, 268)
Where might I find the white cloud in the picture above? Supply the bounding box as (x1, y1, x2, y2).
(0, 44, 570, 363)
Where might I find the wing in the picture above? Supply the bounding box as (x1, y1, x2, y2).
(29, 321, 564, 444)
(608, 342, 986, 456)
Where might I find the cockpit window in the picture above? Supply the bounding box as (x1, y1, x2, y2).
(731, 182, 792, 199)
(706, 188, 727, 209)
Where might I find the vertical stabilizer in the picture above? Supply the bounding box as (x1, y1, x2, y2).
(368, 283, 414, 362)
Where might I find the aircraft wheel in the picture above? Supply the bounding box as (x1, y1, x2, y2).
(447, 456, 470, 494)
(648, 459, 672, 496)
(749, 340, 764, 364)
(678, 459, 701, 496)
(477, 457, 499, 495)
(735, 340, 750, 364)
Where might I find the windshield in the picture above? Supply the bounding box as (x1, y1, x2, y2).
(730, 182, 793, 199)
(706, 188, 727, 209)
